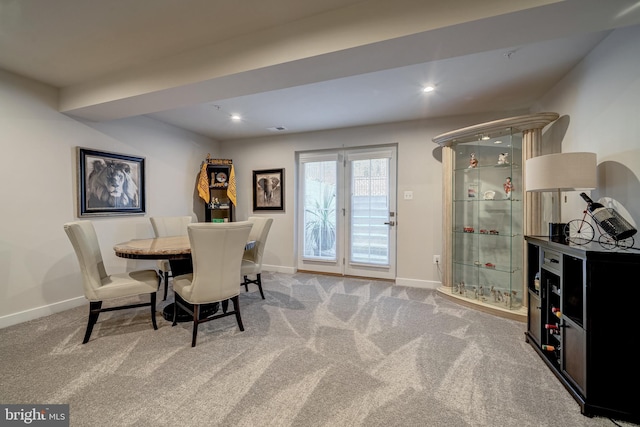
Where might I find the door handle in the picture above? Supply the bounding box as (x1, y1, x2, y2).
(384, 221, 395, 226)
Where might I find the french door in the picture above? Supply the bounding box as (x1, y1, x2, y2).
(297, 146, 397, 279)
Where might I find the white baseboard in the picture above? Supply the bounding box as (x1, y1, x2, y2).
(0, 296, 85, 329)
(262, 264, 296, 274)
(263, 266, 440, 290)
(395, 277, 441, 289)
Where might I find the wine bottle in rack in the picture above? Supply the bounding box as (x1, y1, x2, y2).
(551, 306, 561, 318)
(580, 192, 637, 240)
(541, 344, 560, 352)
(545, 323, 560, 334)
(580, 192, 609, 217)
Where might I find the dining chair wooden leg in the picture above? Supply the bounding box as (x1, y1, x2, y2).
(83, 301, 103, 344)
(256, 273, 264, 299)
(150, 292, 158, 330)
(221, 299, 229, 314)
(242, 274, 265, 299)
(163, 271, 170, 301)
(232, 296, 244, 331)
(192, 304, 200, 347)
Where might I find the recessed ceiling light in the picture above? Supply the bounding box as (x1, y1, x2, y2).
(422, 86, 435, 93)
(481, 135, 490, 140)
(494, 140, 503, 144)
(231, 114, 241, 121)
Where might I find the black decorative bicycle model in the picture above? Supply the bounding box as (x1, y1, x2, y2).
(564, 192, 637, 249)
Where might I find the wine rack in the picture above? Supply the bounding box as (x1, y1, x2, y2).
(525, 236, 640, 423)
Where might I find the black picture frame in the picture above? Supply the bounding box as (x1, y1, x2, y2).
(253, 168, 284, 211)
(77, 147, 146, 217)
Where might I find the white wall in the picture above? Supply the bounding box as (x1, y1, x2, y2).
(219, 112, 527, 288)
(2, 24, 638, 328)
(532, 25, 640, 229)
(0, 69, 218, 327)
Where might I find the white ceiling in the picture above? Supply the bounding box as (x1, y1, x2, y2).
(2, 0, 640, 141)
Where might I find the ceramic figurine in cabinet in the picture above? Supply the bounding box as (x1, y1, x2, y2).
(469, 153, 478, 168)
(491, 286, 503, 302)
(498, 152, 509, 165)
(503, 176, 513, 198)
(482, 190, 495, 200)
(478, 285, 487, 301)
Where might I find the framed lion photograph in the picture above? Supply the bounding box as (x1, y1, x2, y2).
(77, 147, 146, 217)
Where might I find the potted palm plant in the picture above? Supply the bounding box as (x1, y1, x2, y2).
(305, 185, 336, 256)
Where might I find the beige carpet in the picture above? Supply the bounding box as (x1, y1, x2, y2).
(0, 272, 634, 426)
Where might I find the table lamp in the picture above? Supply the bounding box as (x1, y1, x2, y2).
(525, 152, 597, 242)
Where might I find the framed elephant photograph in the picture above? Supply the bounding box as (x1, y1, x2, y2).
(253, 168, 284, 211)
(77, 147, 146, 217)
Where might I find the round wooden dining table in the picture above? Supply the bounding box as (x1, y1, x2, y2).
(114, 236, 254, 322)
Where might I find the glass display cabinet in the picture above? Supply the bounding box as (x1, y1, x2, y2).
(432, 113, 559, 320)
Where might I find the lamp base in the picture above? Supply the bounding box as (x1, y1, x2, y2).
(549, 223, 567, 243)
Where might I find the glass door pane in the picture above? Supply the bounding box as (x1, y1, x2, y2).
(350, 158, 390, 265)
(302, 160, 337, 260)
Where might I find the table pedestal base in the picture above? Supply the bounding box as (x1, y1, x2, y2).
(162, 259, 221, 323)
(162, 299, 219, 323)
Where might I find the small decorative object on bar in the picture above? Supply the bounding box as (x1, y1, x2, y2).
(564, 193, 636, 249)
(253, 168, 284, 211)
(497, 152, 509, 165)
(468, 152, 478, 168)
(77, 147, 145, 217)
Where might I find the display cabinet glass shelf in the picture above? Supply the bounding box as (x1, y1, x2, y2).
(433, 113, 558, 320)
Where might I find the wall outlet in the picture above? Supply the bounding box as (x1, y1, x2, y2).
(403, 191, 413, 200)
(433, 255, 441, 264)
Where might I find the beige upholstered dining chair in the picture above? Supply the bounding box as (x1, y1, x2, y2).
(64, 221, 159, 344)
(241, 216, 273, 299)
(172, 221, 252, 347)
(150, 216, 193, 300)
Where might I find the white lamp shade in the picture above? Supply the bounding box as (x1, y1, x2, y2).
(526, 152, 597, 192)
